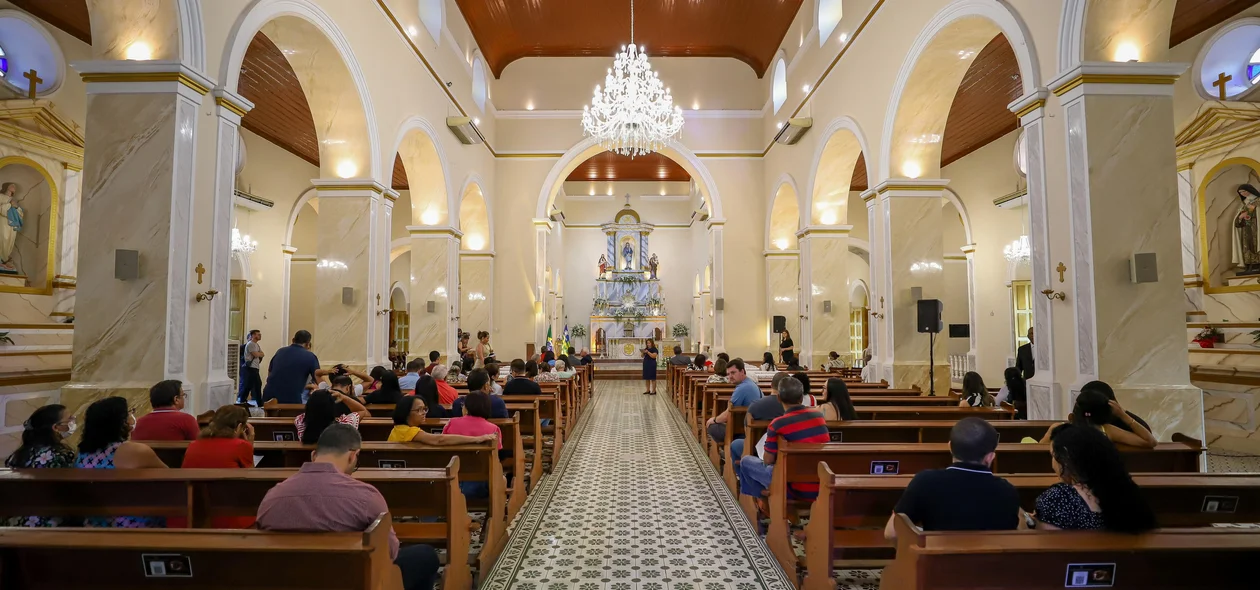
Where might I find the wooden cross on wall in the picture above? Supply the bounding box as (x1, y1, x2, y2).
(22, 69, 41, 100)
(1214, 72, 1233, 101)
(194, 263, 205, 285)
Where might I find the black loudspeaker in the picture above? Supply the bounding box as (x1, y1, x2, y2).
(917, 299, 943, 334)
(772, 315, 787, 334)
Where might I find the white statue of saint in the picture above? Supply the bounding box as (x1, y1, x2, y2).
(0, 182, 24, 275)
(1233, 183, 1260, 276)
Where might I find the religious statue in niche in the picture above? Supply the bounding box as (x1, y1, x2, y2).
(598, 254, 608, 277)
(648, 253, 659, 279)
(622, 240, 634, 270)
(0, 182, 24, 275)
(1234, 183, 1260, 276)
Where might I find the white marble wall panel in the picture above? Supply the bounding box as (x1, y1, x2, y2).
(1203, 167, 1260, 285)
(1113, 386, 1204, 443)
(411, 234, 458, 360)
(69, 91, 194, 400)
(0, 292, 58, 324)
(887, 198, 945, 363)
(807, 235, 850, 367)
(1065, 99, 1097, 379)
(1203, 290, 1260, 322)
(1083, 96, 1190, 387)
(766, 256, 799, 357)
(460, 256, 492, 338)
(315, 196, 374, 367)
(1178, 169, 1199, 279)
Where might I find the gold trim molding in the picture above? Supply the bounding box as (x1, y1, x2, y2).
(1014, 100, 1045, 119)
(1052, 74, 1179, 97)
(214, 97, 248, 118)
(80, 72, 210, 95)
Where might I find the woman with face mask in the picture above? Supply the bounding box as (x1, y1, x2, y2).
(76, 396, 169, 528)
(4, 404, 77, 527)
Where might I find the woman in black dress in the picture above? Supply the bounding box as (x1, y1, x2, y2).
(1035, 424, 1155, 532)
(779, 330, 795, 364)
(641, 339, 659, 395)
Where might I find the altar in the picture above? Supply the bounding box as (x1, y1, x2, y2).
(590, 199, 669, 357)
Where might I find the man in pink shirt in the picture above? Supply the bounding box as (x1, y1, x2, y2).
(131, 380, 200, 441)
(443, 381, 501, 499)
(256, 424, 439, 590)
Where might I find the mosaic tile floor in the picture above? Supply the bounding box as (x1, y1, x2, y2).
(481, 380, 794, 590)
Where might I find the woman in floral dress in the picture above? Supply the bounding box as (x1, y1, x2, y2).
(4, 404, 76, 527)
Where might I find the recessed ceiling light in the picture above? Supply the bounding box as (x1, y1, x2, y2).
(802, 84, 811, 93)
(526, 103, 535, 111)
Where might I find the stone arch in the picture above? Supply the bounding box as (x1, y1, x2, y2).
(230, 250, 250, 281)
(881, 0, 1042, 181)
(390, 281, 408, 309)
(458, 180, 490, 251)
(942, 187, 974, 245)
(767, 175, 802, 251)
(1060, 0, 1178, 69)
(391, 117, 453, 226)
(850, 279, 870, 307)
(535, 138, 725, 220)
(220, 0, 379, 181)
(85, 0, 204, 69)
(807, 116, 873, 227)
(283, 186, 319, 247)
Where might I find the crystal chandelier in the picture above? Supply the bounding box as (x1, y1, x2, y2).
(231, 227, 257, 255)
(1003, 235, 1030, 264)
(581, 0, 684, 157)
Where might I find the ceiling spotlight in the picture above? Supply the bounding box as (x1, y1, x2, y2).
(802, 84, 811, 93)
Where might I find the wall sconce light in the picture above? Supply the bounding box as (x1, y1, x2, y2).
(1040, 289, 1066, 301)
(124, 42, 153, 61)
(870, 311, 885, 320)
(335, 160, 358, 179)
(195, 289, 219, 302)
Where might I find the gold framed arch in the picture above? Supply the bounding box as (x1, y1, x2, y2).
(0, 155, 58, 295)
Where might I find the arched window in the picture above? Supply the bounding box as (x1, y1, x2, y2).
(419, 0, 443, 43)
(1194, 18, 1260, 101)
(817, 0, 843, 47)
(772, 57, 787, 114)
(472, 56, 487, 112)
(0, 10, 65, 96)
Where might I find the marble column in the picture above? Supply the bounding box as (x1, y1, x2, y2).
(708, 220, 726, 351)
(864, 189, 888, 381)
(873, 179, 950, 394)
(374, 190, 397, 367)
(700, 288, 712, 354)
(312, 179, 387, 370)
(192, 88, 253, 412)
(1048, 62, 1202, 440)
(50, 163, 82, 320)
(691, 293, 701, 353)
(765, 251, 799, 360)
(533, 219, 551, 347)
(961, 244, 978, 367)
(799, 226, 851, 368)
(62, 61, 210, 417)
(410, 225, 460, 362)
(1008, 90, 1061, 419)
(1177, 165, 1205, 314)
(280, 245, 296, 340)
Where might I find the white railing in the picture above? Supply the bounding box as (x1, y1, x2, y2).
(949, 354, 974, 382)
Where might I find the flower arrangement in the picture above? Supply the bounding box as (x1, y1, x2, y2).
(672, 323, 689, 338)
(617, 274, 640, 286)
(1194, 326, 1224, 348)
(571, 324, 587, 338)
(0, 332, 12, 346)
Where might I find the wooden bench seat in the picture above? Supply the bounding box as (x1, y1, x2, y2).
(0, 465, 472, 589)
(0, 514, 405, 590)
(877, 515, 1257, 590)
(801, 469, 1260, 589)
(143, 439, 507, 570)
(760, 438, 1205, 583)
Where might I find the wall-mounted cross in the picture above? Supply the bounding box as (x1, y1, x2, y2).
(1056, 262, 1067, 283)
(195, 263, 205, 285)
(22, 69, 41, 100)
(1214, 72, 1233, 101)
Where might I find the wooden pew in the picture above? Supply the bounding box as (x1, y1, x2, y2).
(0, 465, 471, 589)
(505, 401, 544, 491)
(144, 440, 508, 570)
(760, 438, 1205, 582)
(0, 513, 406, 590)
(207, 414, 529, 520)
(878, 514, 1258, 590)
(801, 469, 1260, 589)
(746, 419, 1057, 447)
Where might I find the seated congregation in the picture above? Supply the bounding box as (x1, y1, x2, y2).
(668, 353, 1253, 589)
(0, 331, 592, 590)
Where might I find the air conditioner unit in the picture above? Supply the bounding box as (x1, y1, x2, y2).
(446, 117, 484, 145)
(774, 117, 813, 145)
(549, 206, 565, 223)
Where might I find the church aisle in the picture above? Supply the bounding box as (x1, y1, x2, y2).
(481, 380, 793, 590)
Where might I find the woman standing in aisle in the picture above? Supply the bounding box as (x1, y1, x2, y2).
(641, 338, 659, 395)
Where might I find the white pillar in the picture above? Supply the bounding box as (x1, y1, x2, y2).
(708, 219, 725, 351)
(50, 164, 82, 320)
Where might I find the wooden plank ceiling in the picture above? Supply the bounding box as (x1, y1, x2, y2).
(8, 0, 90, 43)
(1171, 0, 1260, 47)
(940, 34, 1022, 168)
(566, 151, 690, 182)
(453, 0, 805, 77)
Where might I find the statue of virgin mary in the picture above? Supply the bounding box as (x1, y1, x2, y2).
(0, 182, 23, 275)
(1233, 183, 1260, 276)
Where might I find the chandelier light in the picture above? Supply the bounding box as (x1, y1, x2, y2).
(582, 0, 684, 157)
(231, 228, 257, 255)
(1003, 235, 1031, 264)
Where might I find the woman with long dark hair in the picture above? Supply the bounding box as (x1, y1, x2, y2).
(5, 404, 76, 527)
(295, 382, 368, 445)
(364, 372, 404, 405)
(997, 367, 1028, 419)
(76, 396, 168, 527)
(1035, 423, 1156, 533)
(820, 378, 858, 421)
(1040, 389, 1157, 448)
(761, 352, 775, 372)
(958, 371, 993, 407)
(641, 338, 659, 395)
(413, 374, 449, 418)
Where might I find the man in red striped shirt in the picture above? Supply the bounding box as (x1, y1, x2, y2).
(737, 377, 829, 509)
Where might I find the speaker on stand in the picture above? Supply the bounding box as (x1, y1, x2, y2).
(916, 299, 943, 396)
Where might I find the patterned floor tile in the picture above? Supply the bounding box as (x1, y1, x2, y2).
(481, 381, 793, 590)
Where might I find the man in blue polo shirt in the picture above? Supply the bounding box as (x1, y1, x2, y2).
(263, 330, 324, 404)
(705, 358, 761, 443)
